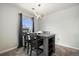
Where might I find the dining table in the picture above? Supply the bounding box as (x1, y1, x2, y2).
(36, 32, 55, 56)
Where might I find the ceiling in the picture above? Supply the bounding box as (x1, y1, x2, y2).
(16, 3, 79, 17)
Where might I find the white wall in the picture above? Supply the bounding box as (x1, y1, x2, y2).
(0, 4, 19, 52)
(0, 4, 33, 53)
(34, 18, 40, 32)
(40, 6, 79, 49)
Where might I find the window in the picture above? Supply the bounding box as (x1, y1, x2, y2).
(22, 17, 32, 32)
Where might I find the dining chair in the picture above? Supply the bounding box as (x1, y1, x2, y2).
(29, 33, 43, 56)
(23, 32, 30, 54)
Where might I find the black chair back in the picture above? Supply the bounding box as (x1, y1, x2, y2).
(30, 33, 37, 46)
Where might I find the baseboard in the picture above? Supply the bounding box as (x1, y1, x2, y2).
(0, 46, 17, 54)
(56, 43, 79, 50)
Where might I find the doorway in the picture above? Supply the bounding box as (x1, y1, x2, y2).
(18, 13, 34, 48)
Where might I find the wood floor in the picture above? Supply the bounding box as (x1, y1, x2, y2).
(0, 45, 79, 56)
